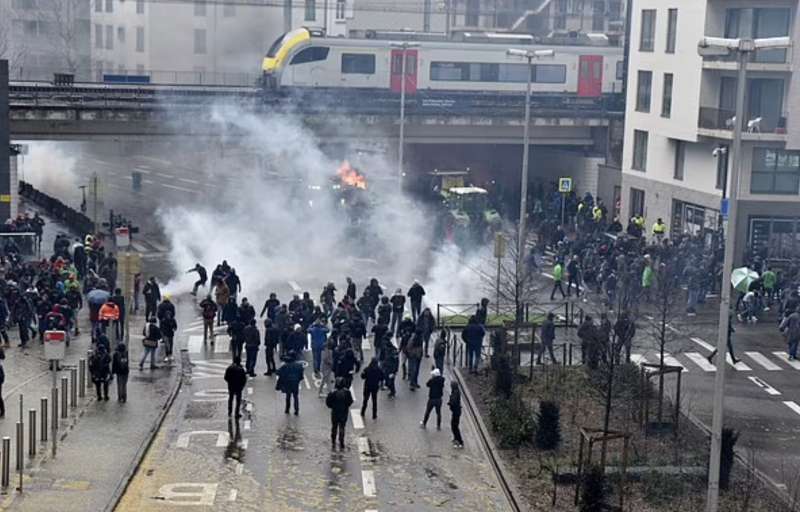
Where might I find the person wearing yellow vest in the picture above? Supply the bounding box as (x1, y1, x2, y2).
(652, 218, 667, 241)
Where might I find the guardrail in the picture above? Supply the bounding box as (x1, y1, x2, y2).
(19, 181, 93, 236)
(437, 300, 583, 330)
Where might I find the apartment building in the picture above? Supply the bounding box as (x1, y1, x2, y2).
(0, 0, 91, 80)
(621, 0, 800, 263)
(91, 0, 283, 85)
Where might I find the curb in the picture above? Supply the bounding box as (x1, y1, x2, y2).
(102, 350, 187, 512)
(453, 367, 528, 512)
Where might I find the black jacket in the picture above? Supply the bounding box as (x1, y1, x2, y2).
(224, 364, 247, 392)
(461, 323, 485, 348)
(277, 361, 304, 393)
(264, 326, 281, 349)
(407, 283, 425, 302)
(244, 325, 261, 348)
(90, 351, 111, 382)
(426, 375, 446, 400)
(361, 364, 384, 392)
(112, 348, 129, 376)
(326, 388, 354, 423)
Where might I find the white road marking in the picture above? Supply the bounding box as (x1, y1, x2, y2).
(773, 352, 800, 370)
(745, 352, 782, 371)
(156, 173, 175, 179)
(690, 337, 715, 352)
(357, 437, 370, 461)
(685, 352, 716, 372)
(245, 403, 253, 413)
(663, 354, 687, 371)
(176, 430, 229, 448)
(748, 376, 781, 396)
(133, 167, 152, 174)
(247, 387, 253, 395)
(214, 341, 229, 354)
(361, 470, 376, 498)
(243, 420, 251, 431)
(541, 272, 554, 279)
(726, 355, 752, 371)
(130, 241, 148, 253)
(783, 401, 800, 416)
(228, 489, 238, 502)
(143, 179, 155, 185)
(187, 335, 203, 354)
(288, 281, 302, 292)
(303, 379, 311, 390)
(148, 240, 169, 252)
(177, 177, 196, 183)
(629, 354, 646, 365)
(161, 183, 197, 193)
(351, 409, 365, 430)
(241, 439, 249, 449)
(235, 463, 243, 475)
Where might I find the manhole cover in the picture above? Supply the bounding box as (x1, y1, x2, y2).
(184, 401, 217, 419)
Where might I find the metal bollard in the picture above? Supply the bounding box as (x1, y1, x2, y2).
(52, 388, 58, 432)
(40, 398, 47, 442)
(70, 368, 77, 408)
(2, 437, 9, 488)
(78, 359, 86, 398)
(60, 378, 68, 419)
(28, 410, 35, 457)
(15, 423, 22, 471)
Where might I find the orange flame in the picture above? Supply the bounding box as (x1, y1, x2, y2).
(337, 161, 367, 189)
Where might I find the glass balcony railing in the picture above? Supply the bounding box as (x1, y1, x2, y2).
(698, 106, 787, 134)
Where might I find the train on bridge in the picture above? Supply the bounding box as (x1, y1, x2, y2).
(261, 27, 625, 111)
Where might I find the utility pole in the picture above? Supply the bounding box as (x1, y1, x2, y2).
(391, 42, 419, 191)
(0, 60, 10, 224)
(91, 173, 99, 234)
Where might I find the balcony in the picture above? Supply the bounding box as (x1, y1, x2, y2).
(701, 43, 793, 72)
(698, 107, 789, 141)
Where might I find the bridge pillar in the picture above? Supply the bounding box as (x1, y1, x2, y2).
(0, 60, 10, 223)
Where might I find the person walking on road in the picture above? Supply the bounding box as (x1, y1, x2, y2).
(537, 313, 558, 365)
(433, 330, 447, 371)
(308, 318, 329, 377)
(228, 314, 245, 361)
(90, 344, 112, 401)
(326, 378, 354, 451)
(188, 263, 208, 296)
(461, 316, 485, 374)
(780, 306, 800, 360)
(550, 260, 566, 300)
(277, 350, 304, 415)
(112, 342, 129, 403)
(708, 315, 739, 365)
(111, 288, 126, 342)
(200, 295, 218, 344)
(160, 311, 177, 364)
(380, 342, 399, 398)
(0, 350, 5, 417)
(407, 280, 426, 322)
(360, 357, 384, 420)
(224, 356, 247, 418)
(318, 340, 336, 397)
(140, 317, 161, 370)
(243, 319, 261, 377)
(389, 289, 405, 336)
(420, 368, 445, 430)
(448, 381, 463, 448)
(142, 277, 160, 321)
(263, 319, 280, 376)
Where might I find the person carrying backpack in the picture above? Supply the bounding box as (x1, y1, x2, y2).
(199, 295, 218, 343)
(140, 317, 161, 370)
(89, 345, 112, 401)
(112, 343, 130, 402)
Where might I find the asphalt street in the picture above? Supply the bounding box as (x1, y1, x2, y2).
(117, 294, 509, 511)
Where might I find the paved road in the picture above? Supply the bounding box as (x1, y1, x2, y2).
(117, 294, 509, 511)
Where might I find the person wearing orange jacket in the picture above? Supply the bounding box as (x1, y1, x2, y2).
(98, 300, 120, 338)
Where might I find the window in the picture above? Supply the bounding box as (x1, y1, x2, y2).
(629, 188, 645, 217)
(661, 73, 673, 118)
(224, 4, 235, 16)
(341, 53, 375, 74)
(336, 0, 346, 20)
(105, 0, 112, 13)
(94, 23, 103, 49)
(136, 0, 144, 14)
(751, 148, 800, 195)
(640, 9, 656, 51)
(726, 8, 790, 62)
(533, 64, 567, 83)
(136, 26, 144, 52)
(592, 1, 605, 32)
(666, 9, 678, 53)
(194, 0, 206, 16)
(194, 29, 207, 54)
(94, 0, 102, 13)
(632, 130, 648, 171)
(305, 0, 316, 21)
(636, 70, 652, 113)
(616, 60, 624, 80)
(673, 139, 685, 180)
(105, 25, 113, 50)
(465, 0, 479, 26)
(290, 46, 330, 64)
(117, 26, 125, 43)
(608, 1, 622, 21)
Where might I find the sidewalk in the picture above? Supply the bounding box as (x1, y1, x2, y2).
(0, 206, 179, 512)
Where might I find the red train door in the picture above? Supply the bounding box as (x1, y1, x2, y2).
(390, 49, 418, 94)
(578, 55, 603, 97)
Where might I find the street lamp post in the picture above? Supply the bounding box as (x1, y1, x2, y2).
(697, 35, 791, 512)
(391, 42, 419, 190)
(506, 48, 554, 271)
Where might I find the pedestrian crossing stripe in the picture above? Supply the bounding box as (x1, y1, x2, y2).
(773, 352, 800, 370)
(684, 352, 716, 372)
(745, 352, 782, 371)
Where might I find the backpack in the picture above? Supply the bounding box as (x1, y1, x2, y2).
(118, 351, 129, 372)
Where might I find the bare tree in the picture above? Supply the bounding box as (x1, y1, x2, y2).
(38, 0, 88, 75)
(0, 5, 28, 76)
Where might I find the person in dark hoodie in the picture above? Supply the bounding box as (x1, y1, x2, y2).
(420, 368, 446, 430)
(112, 342, 130, 402)
(224, 356, 247, 418)
(89, 344, 112, 401)
(263, 318, 280, 376)
(243, 319, 261, 377)
(359, 358, 384, 420)
(326, 377, 354, 451)
(448, 381, 463, 448)
(159, 311, 177, 364)
(227, 314, 246, 361)
(277, 351, 304, 415)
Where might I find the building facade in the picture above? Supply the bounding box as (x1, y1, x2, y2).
(621, 0, 800, 264)
(0, 0, 91, 80)
(91, 0, 283, 85)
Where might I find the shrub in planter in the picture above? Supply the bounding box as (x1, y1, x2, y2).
(535, 400, 561, 451)
(580, 464, 607, 512)
(720, 427, 739, 491)
(488, 395, 535, 449)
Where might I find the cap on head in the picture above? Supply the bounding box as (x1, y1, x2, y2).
(294, 324, 302, 332)
(431, 368, 441, 377)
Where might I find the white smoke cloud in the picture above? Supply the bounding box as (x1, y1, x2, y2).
(18, 142, 82, 206)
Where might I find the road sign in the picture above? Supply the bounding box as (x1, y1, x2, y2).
(44, 331, 66, 361)
(720, 198, 729, 219)
(558, 177, 573, 193)
(493, 233, 507, 258)
(115, 226, 130, 247)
